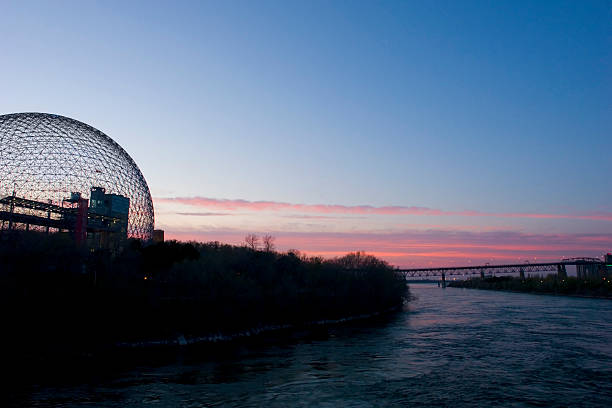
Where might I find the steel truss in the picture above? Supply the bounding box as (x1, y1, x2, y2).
(400, 261, 600, 278)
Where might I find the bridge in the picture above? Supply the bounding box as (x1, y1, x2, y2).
(399, 258, 606, 286)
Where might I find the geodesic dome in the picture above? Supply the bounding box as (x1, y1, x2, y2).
(0, 112, 154, 240)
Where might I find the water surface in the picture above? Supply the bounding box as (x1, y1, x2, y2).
(16, 284, 612, 407)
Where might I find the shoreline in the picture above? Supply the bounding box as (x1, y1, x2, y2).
(448, 283, 612, 300)
(114, 303, 405, 349)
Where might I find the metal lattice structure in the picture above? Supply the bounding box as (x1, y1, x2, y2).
(399, 260, 603, 278)
(0, 112, 154, 240)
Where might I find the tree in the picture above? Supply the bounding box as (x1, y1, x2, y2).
(244, 234, 259, 250)
(262, 235, 275, 252)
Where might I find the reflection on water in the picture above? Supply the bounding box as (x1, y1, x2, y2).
(12, 284, 612, 407)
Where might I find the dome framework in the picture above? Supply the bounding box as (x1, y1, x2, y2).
(0, 112, 154, 240)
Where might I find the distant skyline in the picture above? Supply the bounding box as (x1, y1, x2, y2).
(1, 0, 611, 266)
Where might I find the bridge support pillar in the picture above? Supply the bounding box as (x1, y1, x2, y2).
(441, 272, 446, 288)
(480, 270, 485, 279)
(520, 268, 525, 280)
(557, 264, 567, 279)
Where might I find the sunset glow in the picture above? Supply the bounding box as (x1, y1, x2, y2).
(3, 0, 610, 268)
(161, 227, 612, 268)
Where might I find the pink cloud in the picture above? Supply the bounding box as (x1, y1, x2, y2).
(162, 228, 612, 268)
(155, 196, 612, 222)
(176, 212, 233, 217)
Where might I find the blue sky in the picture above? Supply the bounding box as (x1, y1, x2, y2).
(1, 1, 611, 265)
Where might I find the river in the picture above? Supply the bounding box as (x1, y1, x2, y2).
(13, 284, 612, 407)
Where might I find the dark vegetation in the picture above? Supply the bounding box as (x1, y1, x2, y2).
(0, 232, 408, 352)
(448, 275, 612, 298)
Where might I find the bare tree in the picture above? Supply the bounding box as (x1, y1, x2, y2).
(244, 234, 259, 250)
(262, 234, 275, 252)
(287, 249, 301, 257)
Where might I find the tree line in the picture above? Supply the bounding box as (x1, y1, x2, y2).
(448, 275, 611, 298)
(0, 231, 408, 352)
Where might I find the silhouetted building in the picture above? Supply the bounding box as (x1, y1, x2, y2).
(0, 186, 131, 251)
(87, 187, 130, 250)
(153, 229, 165, 243)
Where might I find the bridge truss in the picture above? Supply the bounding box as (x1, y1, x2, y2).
(399, 260, 602, 278)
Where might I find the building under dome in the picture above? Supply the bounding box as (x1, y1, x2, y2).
(0, 112, 154, 243)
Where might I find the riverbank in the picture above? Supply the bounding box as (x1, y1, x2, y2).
(0, 233, 409, 354)
(448, 275, 612, 298)
(114, 304, 404, 348)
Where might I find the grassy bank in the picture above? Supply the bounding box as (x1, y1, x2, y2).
(448, 275, 612, 298)
(0, 232, 408, 352)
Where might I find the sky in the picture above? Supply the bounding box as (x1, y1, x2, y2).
(1, 0, 611, 267)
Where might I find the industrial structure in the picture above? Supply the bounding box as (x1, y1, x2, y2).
(153, 229, 165, 243)
(0, 112, 154, 243)
(0, 187, 130, 250)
